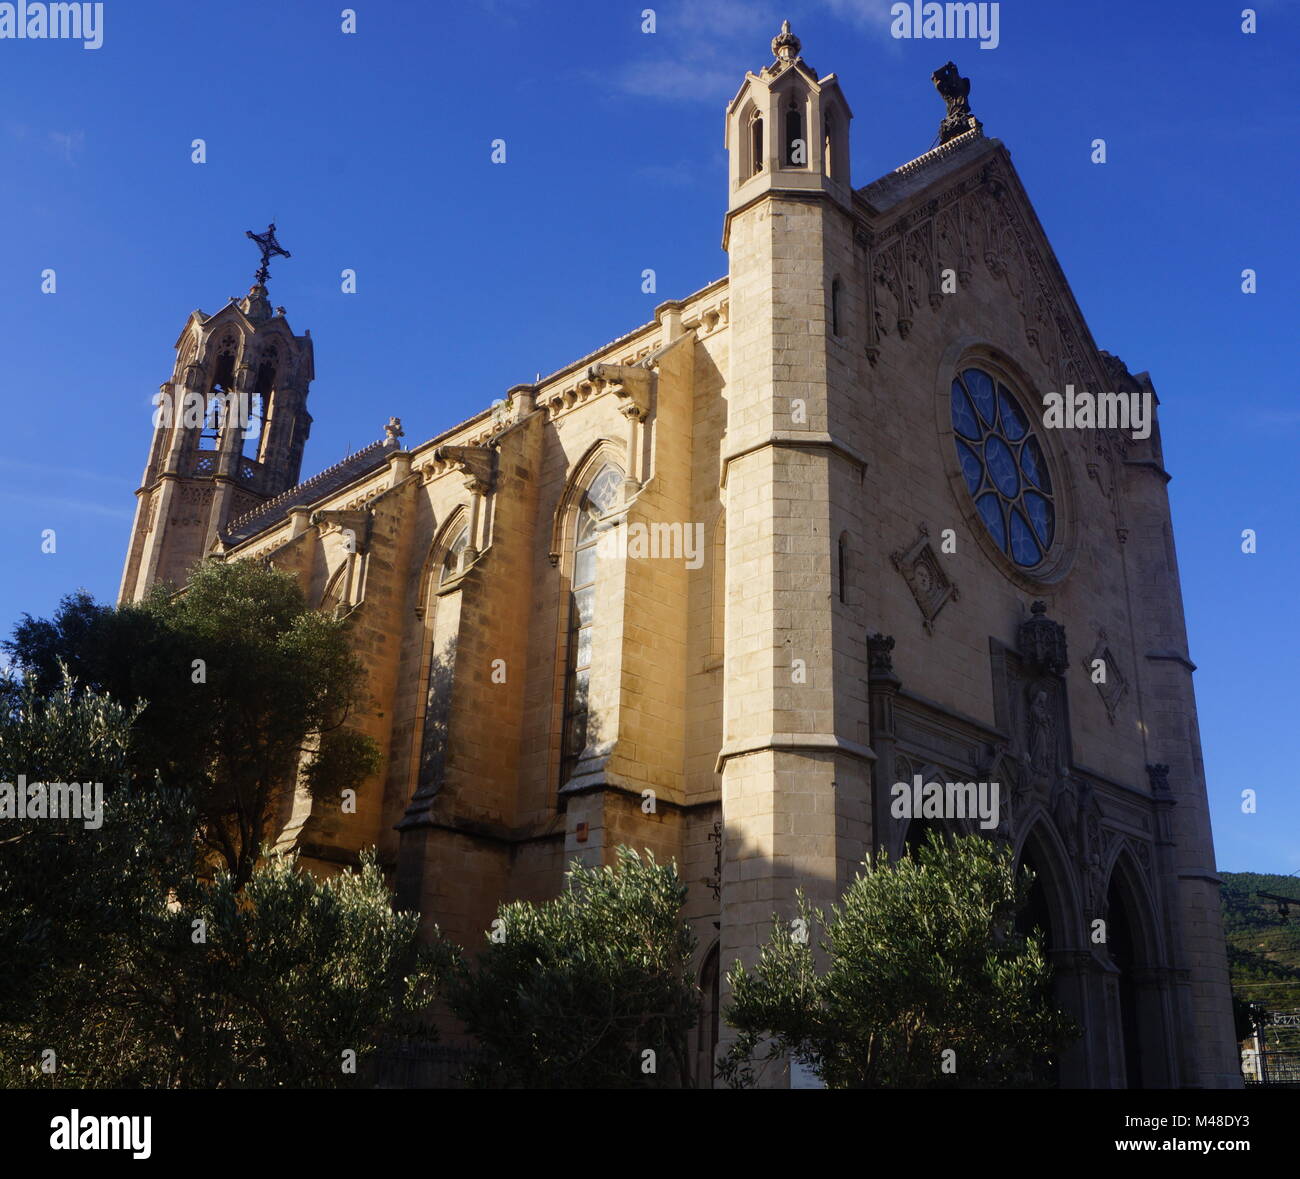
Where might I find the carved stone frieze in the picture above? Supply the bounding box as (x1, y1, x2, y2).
(431, 443, 497, 493)
(891, 523, 958, 633)
(864, 156, 1116, 405)
(177, 485, 215, 507)
(587, 362, 653, 419)
(310, 507, 371, 554)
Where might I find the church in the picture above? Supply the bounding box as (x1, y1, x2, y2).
(118, 24, 1240, 1088)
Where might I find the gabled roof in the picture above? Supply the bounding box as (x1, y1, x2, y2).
(855, 127, 1116, 398)
(856, 125, 998, 214)
(725, 57, 853, 120)
(171, 300, 306, 351)
(222, 435, 399, 546)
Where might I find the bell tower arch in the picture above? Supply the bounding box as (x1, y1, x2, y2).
(723, 20, 853, 218)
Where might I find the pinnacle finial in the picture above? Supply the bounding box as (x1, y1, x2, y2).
(772, 19, 800, 63)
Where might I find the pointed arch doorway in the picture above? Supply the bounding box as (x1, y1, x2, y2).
(1103, 853, 1173, 1088)
(1013, 822, 1094, 1088)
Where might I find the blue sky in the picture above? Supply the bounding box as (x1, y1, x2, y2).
(0, 0, 1294, 874)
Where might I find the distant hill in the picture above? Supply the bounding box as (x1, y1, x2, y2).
(1220, 872, 1300, 1038)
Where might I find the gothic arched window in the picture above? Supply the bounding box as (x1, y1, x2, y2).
(784, 100, 804, 166)
(750, 113, 764, 176)
(200, 391, 224, 449)
(417, 520, 470, 793)
(561, 463, 622, 784)
(202, 345, 236, 451)
(241, 393, 264, 461)
(319, 564, 347, 619)
(243, 353, 275, 461)
(212, 346, 235, 390)
(1015, 836, 1067, 1087)
(708, 508, 726, 664)
(951, 366, 1055, 568)
(441, 526, 469, 584)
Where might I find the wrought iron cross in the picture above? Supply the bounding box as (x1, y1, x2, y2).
(245, 222, 291, 285)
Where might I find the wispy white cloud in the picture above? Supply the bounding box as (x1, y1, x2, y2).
(614, 56, 740, 102)
(674, 0, 772, 36)
(609, 1, 768, 103)
(609, 0, 900, 104)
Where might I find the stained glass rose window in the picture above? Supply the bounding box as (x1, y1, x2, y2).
(951, 367, 1055, 568)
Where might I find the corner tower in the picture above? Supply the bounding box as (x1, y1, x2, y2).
(119, 226, 314, 602)
(718, 23, 870, 1081)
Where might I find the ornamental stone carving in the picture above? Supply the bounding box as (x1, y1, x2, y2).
(932, 61, 976, 144)
(1019, 600, 1068, 678)
(1084, 629, 1128, 723)
(891, 524, 958, 633)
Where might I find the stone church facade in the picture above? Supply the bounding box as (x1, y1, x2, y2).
(119, 25, 1239, 1088)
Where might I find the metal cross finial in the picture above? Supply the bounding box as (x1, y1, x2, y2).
(245, 222, 291, 285)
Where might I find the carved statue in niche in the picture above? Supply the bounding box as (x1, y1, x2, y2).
(1027, 686, 1055, 781)
(988, 752, 1017, 843)
(905, 226, 937, 311)
(1052, 772, 1079, 853)
(873, 249, 902, 339)
(1001, 755, 1022, 833)
(1079, 780, 1107, 916)
(936, 203, 971, 287)
(990, 219, 1026, 301)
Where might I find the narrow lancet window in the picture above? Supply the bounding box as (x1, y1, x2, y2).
(784, 103, 804, 166)
(561, 464, 621, 784)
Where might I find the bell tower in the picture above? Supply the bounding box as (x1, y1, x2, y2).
(119, 225, 314, 602)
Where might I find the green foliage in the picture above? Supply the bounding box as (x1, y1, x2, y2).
(0, 676, 195, 1055)
(1219, 872, 1300, 1036)
(440, 847, 699, 1088)
(152, 850, 444, 1088)
(721, 832, 1076, 1088)
(4, 561, 379, 886)
(0, 676, 438, 1088)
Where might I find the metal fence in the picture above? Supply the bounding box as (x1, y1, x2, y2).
(1244, 1050, 1300, 1087)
